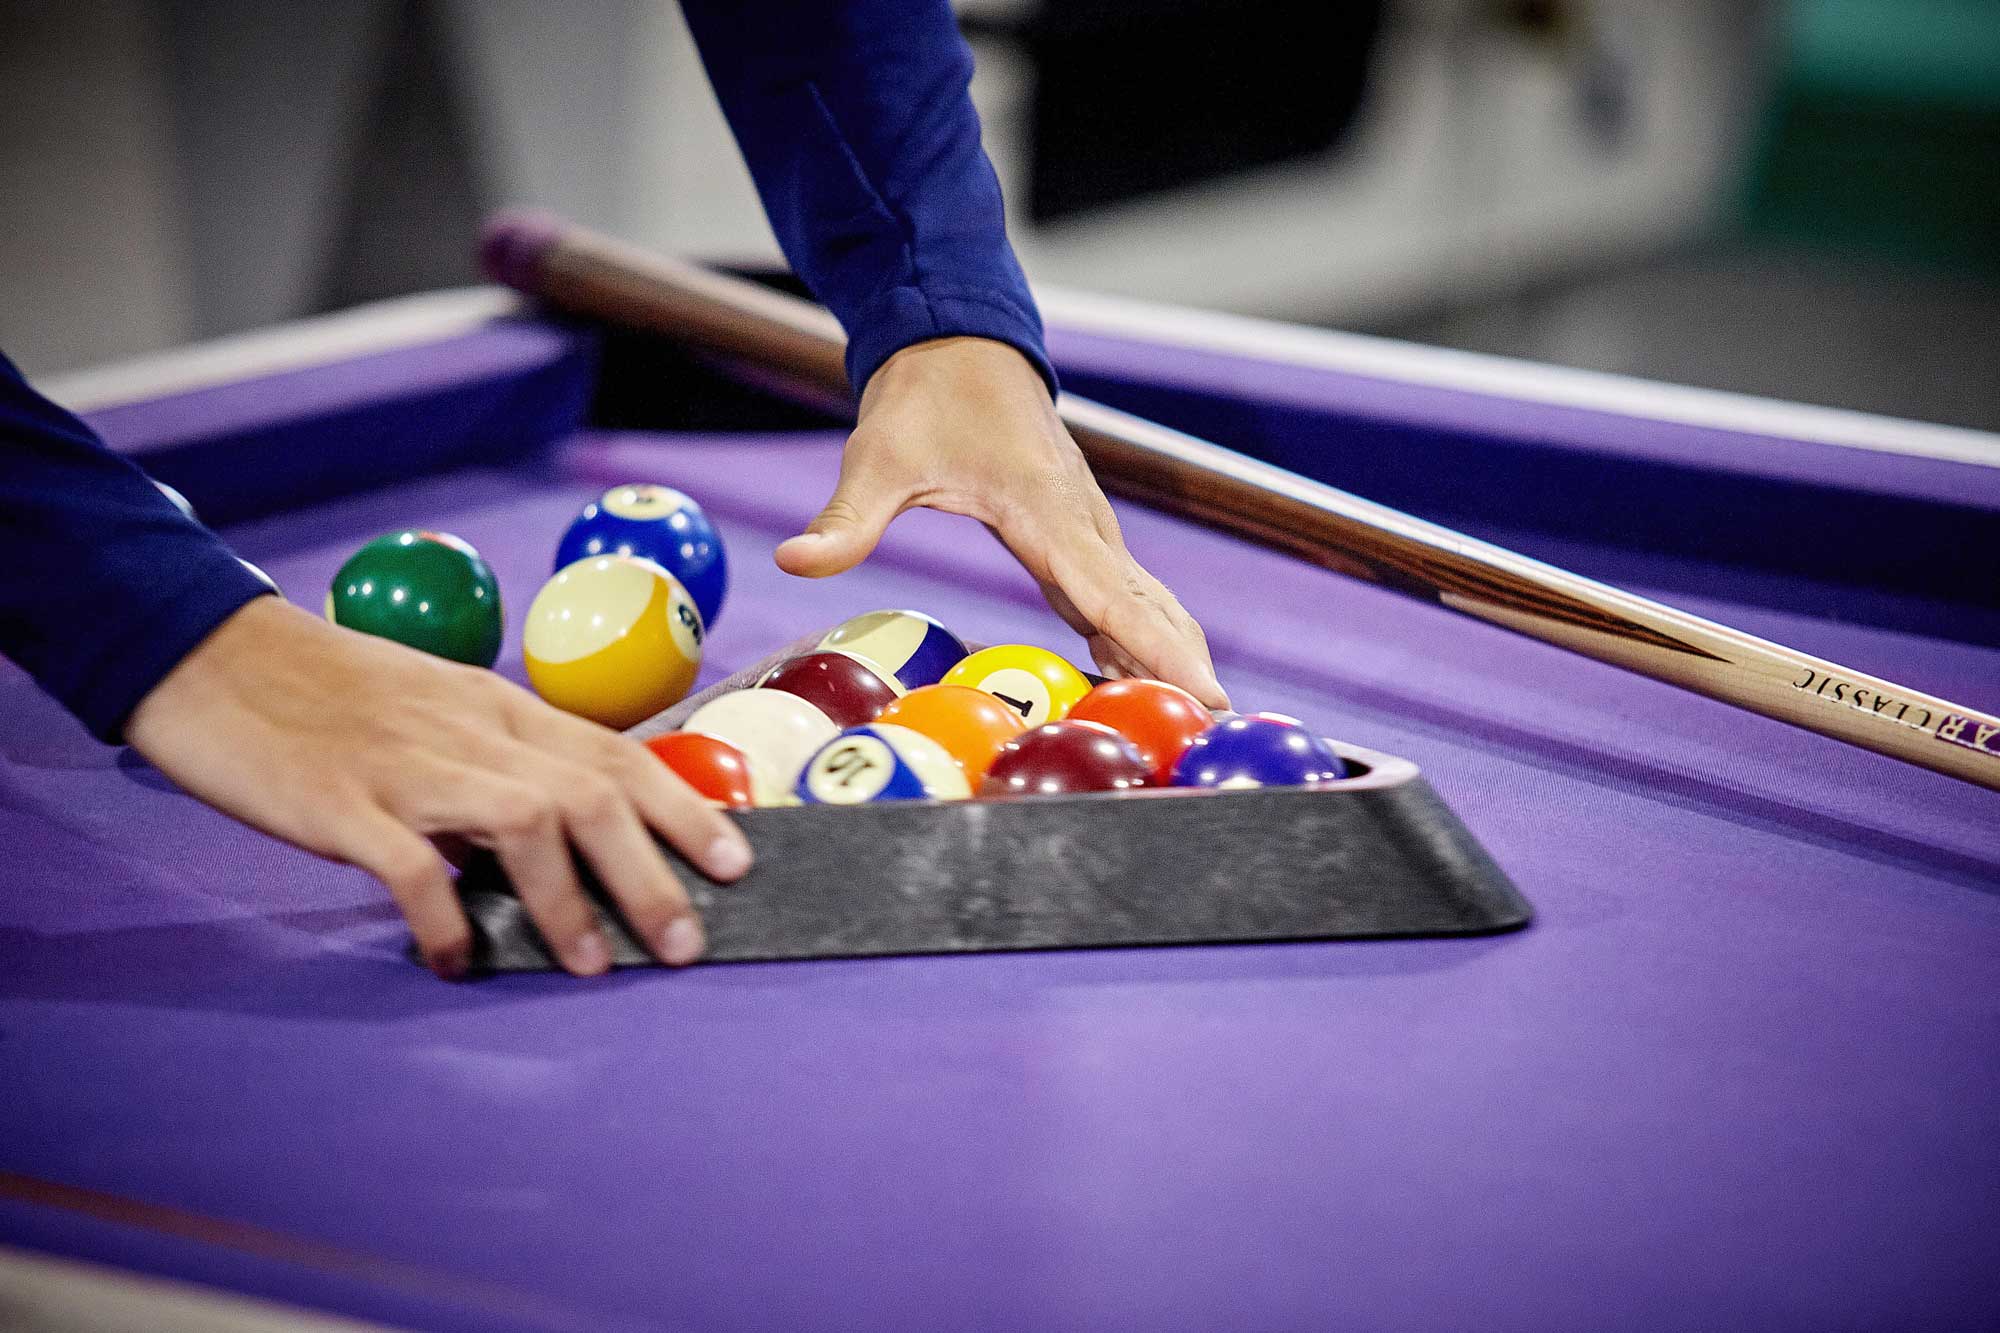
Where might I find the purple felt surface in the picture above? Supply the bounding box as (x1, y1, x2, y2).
(4, 326, 2000, 1332)
(86, 319, 584, 461)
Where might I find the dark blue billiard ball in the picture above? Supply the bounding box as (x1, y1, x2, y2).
(555, 483, 728, 629)
(1169, 715, 1347, 789)
(815, 609, 968, 689)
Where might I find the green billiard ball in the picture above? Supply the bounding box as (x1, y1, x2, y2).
(325, 530, 503, 667)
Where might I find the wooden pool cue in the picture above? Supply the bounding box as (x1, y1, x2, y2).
(480, 214, 2000, 794)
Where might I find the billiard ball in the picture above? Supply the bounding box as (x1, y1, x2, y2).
(873, 683, 1026, 782)
(941, 644, 1091, 728)
(523, 555, 703, 729)
(817, 609, 966, 689)
(980, 720, 1151, 798)
(153, 479, 197, 522)
(757, 650, 902, 728)
(1170, 716, 1347, 789)
(1067, 678, 1212, 784)
(555, 483, 728, 629)
(326, 530, 503, 667)
(644, 731, 755, 810)
(680, 688, 839, 806)
(796, 724, 971, 805)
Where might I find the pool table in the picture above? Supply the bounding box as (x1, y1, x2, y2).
(4, 283, 1998, 1331)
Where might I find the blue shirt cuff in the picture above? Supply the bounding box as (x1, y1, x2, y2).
(846, 284, 1059, 400)
(74, 557, 274, 744)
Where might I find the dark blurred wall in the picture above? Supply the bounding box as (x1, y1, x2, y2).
(4, 0, 1995, 436)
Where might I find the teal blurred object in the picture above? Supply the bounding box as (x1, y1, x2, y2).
(1742, 0, 2000, 274)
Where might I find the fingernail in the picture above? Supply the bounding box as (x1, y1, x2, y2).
(705, 834, 752, 880)
(661, 916, 706, 966)
(568, 930, 612, 976)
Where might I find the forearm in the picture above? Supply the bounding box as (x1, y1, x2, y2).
(0, 354, 268, 740)
(679, 0, 1054, 397)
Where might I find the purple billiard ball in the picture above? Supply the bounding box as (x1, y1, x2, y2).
(1170, 716, 1347, 789)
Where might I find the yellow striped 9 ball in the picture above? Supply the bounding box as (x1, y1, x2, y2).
(523, 556, 703, 729)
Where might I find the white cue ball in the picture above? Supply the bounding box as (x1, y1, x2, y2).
(680, 688, 838, 806)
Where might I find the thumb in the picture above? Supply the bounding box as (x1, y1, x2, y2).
(775, 463, 904, 578)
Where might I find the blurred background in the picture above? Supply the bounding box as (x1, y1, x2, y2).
(3, 0, 1996, 429)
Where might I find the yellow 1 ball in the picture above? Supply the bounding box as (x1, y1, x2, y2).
(940, 644, 1092, 729)
(524, 556, 703, 729)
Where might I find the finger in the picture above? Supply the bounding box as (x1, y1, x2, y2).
(1080, 627, 1149, 682)
(1003, 515, 1230, 709)
(343, 812, 473, 979)
(414, 770, 612, 977)
(502, 700, 753, 886)
(606, 736, 753, 884)
(1036, 576, 1145, 680)
(531, 749, 710, 968)
(775, 443, 906, 578)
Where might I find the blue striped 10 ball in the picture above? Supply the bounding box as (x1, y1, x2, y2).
(796, 724, 970, 805)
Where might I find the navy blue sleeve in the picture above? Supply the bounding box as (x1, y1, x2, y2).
(679, 0, 1056, 398)
(0, 354, 270, 742)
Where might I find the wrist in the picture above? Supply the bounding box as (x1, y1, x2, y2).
(861, 337, 1051, 415)
(126, 596, 297, 744)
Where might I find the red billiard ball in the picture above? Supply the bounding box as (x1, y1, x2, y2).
(644, 731, 755, 809)
(979, 720, 1152, 798)
(757, 650, 902, 729)
(1068, 678, 1213, 785)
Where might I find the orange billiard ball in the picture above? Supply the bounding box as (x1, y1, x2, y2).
(874, 683, 1026, 782)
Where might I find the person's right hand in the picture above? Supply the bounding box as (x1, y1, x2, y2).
(125, 596, 750, 979)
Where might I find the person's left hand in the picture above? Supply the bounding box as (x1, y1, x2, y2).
(774, 336, 1229, 709)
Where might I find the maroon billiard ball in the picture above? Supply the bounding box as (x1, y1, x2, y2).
(979, 720, 1152, 798)
(757, 650, 902, 729)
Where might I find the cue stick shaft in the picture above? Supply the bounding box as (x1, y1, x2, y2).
(485, 219, 2000, 794)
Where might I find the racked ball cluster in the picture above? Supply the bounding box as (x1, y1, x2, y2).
(644, 607, 1352, 809)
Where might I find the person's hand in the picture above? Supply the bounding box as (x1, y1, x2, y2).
(775, 336, 1229, 708)
(125, 597, 751, 979)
